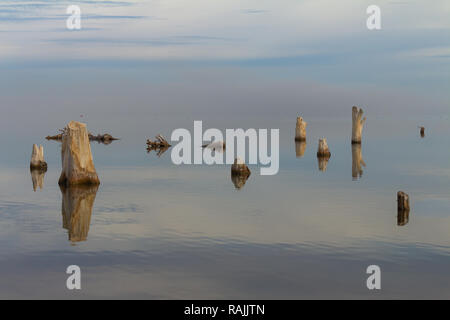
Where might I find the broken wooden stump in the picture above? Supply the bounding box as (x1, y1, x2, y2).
(60, 184, 98, 243)
(295, 140, 306, 158)
(295, 116, 307, 141)
(317, 138, 331, 157)
(317, 138, 331, 172)
(351, 106, 366, 144)
(419, 126, 425, 138)
(397, 191, 410, 226)
(352, 144, 366, 180)
(58, 121, 100, 186)
(30, 144, 47, 170)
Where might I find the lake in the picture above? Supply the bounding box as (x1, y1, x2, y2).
(1, 112, 450, 299)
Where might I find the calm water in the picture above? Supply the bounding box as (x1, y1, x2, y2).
(1, 113, 450, 299)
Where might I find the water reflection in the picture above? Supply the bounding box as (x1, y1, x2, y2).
(295, 141, 306, 158)
(397, 208, 410, 226)
(231, 171, 251, 189)
(60, 185, 99, 243)
(147, 145, 170, 157)
(317, 156, 330, 172)
(351, 144, 366, 180)
(30, 168, 46, 192)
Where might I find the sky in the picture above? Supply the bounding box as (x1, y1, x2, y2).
(0, 0, 449, 136)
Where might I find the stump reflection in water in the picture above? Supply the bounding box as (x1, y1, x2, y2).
(30, 168, 46, 192)
(295, 140, 306, 158)
(397, 209, 410, 226)
(351, 144, 366, 180)
(231, 171, 251, 189)
(60, 185, 99, 243)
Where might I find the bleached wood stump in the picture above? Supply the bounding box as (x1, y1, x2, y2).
(352, 144, 366, 180)
(317, 138, 331, 157)
(60, 185, 98, 242)
(58, 121, 100, 186)
(30, 144, 47, 170)
(295, 117, 307, 141)
(295, 141, 306, 158)
(317, 138, 331, 172)
(351, 106, 366, 144)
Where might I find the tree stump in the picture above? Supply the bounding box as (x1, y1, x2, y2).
(60, 185, 98, 242)
(317, 138, 331, 172)
(295, 140, 306, 158)
(58, 121, 100, 186)
(317, 138, 331, 157)
(397, 191, 410, 226)
(352, 144, 366, 180)
(295, 116, 307, 141)
(30, 144, 47, 170)
(351, 106, 366, 144)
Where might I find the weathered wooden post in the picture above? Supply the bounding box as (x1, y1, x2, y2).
(352, 144, 366, 180)
(397, 191, 410, 226)
(295, 141, 306, 158)
(60, 185, 98, 242)
(317, 138, 331, 172)
(231, 157, 251, 189)
(419, 126, 425, 138)
(30, 144, 47, 170)
(58, 121, 100, 186)
(295, 116, 307, 141)
(351, 106, 366, 144)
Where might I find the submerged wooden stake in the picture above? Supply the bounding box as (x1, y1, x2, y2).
(419, 126, 425, 138)
(295, 116, 307, 141)
(351, 106, 366, 144)
(58, 121, 100, 186)
(30, 144, 47, 170)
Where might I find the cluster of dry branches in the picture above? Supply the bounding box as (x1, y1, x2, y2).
(146, 134, 171, 156)
(46, 128, 119, 144)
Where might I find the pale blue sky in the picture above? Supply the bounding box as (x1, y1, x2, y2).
(0, 0, 449, 131)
